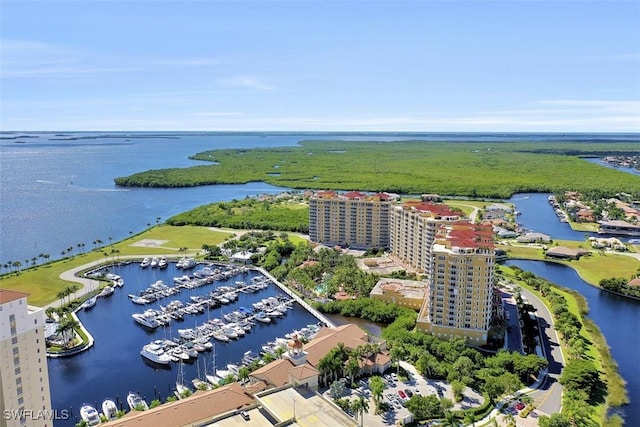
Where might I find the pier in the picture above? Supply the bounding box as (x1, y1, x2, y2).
(256, 267, 336, 328)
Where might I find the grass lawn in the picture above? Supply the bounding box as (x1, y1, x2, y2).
(568, 221, 600, 232)
(503, 241, 640, 286)
(0, 225, 235, 306)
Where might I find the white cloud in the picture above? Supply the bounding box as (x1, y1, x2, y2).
(217, 75, 276, 91)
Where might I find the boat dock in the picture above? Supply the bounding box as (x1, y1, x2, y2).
(255, 267, 336, 328)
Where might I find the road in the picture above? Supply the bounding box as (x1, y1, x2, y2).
(519, 287, 565, 415)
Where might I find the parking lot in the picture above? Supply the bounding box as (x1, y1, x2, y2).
(324, 363, 485, 427)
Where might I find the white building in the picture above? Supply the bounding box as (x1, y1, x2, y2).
(0, 290, 53, 427)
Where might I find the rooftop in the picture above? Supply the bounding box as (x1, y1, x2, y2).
(102, 382, 254, 427)
(0, 289, 29, 304)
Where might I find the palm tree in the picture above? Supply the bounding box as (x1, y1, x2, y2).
(43, 253, 50, 263)
(346, 356, 360, 386)
(501, 413, 515, 427)
(317, 356, 333, 387)
(464, 412, 478, 427)
(274, 346, 286, 360)
(368, 376, 384, 414)
(442, 411, 462, 427)
(31, 257, 37, 267)
(12, 261, 22, 273)
(351, 395, 369, 427)
(389, 344, 406, 375)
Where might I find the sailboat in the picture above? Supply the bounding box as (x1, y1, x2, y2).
(175, 361, 191, 398)
(192, 359, 212, 390)
(205, 345, 222, 386)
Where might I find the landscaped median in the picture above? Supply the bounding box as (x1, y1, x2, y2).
(46, 310, 94, 358)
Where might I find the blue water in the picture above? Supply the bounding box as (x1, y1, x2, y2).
(504, 260, 640, 424)
(508, 193, 592, 241)
(48, 263, 319, 426)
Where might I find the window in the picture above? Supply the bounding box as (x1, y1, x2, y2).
(15, 367, 21, 375)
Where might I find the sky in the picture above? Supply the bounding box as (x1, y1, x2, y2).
(1, 1, 639, 132)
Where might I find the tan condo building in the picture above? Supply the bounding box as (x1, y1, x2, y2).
(0, 290, 53, 427)
(416, 223, 496, 345)
(308, 191, 396, 249)
(389, 201, 463, 277)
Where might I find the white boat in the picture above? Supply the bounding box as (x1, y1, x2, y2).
(158, 256, 168, 269)
(127, 391, 148, 411)
(99, 286, 114, 297)
(150, 257, 159, 268)
(132, 313, 160, 329)
(82, 296, 97, 310)
(254, 312, 271, 323)
(80, 404, 101, 426)
(140, 257, 151, 268)
(101, 399, 118, 421)
(140, 342, 171, 364)
(176, 362, 191, 397)
(131, 296, 149, 305)
(177, 257, 197, 269)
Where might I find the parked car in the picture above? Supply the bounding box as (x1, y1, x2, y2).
(391, 373, 398, 381)
(397, 390, 406, 399)
(515, 402, 525, 411)
(240, 411, 250, 421)
(404, 388, 414, 398)
(414, 388, 421, 395)
(385, 393, 394, 401)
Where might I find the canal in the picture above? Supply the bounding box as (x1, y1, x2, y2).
(507, 191, 640, 424)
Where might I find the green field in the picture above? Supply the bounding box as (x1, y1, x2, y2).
(503, 241, 640, 285)
(0, 225, 234, 306)
(114, 140, 640, 198)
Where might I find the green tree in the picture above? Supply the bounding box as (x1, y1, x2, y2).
(559, 359, 600, 399)
(346, 356, 360, 386)
(442, 410, 462, 427)
(368, 376, 385, 413)
(538, 413, 571, 427)
(350, 395, 369, 427)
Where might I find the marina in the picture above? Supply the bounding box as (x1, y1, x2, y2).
(47, 261, 325, 426)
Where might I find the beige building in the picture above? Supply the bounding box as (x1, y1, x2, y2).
(0, 290, 52, 427)
(416, 223, 496, 345)
(370, 278, 426, 310)
(308, 191, 396, 249)
(389, 202, 463, 277)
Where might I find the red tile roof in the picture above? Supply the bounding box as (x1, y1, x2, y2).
(439, 222, 494, 249)
(0, 289, 29, 304)
(403, 202, 460, 218)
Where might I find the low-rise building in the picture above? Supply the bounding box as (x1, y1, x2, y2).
(369, 278, 426, 310)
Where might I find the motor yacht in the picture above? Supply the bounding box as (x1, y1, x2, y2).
(82, 296, 97, 310)
(140, 342, 171, 364)
(80, 404, 100, 426)
(101, 399, 118, 421)
(132, 312, 160, 329)
(126, 392, 148, 411)
(158, 256, 168, 269)
(140, 257, 151, 268)
(99, 286, 114, 298)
